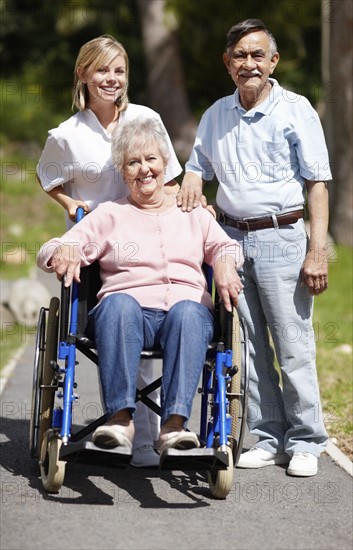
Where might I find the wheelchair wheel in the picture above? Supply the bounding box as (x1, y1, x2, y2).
(208, 446, 233, 499)
(29, 297, 59, 458)
(40, 429, 66, 493)
(228, 306, 249, 466)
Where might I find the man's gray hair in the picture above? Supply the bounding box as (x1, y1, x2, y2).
(112, 117, 170, 172)
(226, 18, 278, 57)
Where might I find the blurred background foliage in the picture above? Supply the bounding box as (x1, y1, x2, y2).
(169, 0, 324, 114)
(1, 0, 325, 146)
(1, 0, 336, 276)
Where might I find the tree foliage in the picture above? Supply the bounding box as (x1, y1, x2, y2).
(1, 0, 351, 243)
(323, 0, 353, 246)
(1, 1, 142, 80)
(169, 0, 324, 113)
(1, 0, 324, 144)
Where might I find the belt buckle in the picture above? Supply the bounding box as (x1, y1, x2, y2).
(240, 220, 250, 231)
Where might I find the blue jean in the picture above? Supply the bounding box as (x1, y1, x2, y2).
(221, 219, 328, 457)
(85, 294, 214, 426)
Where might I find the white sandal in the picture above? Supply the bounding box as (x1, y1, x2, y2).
(92, 424, 133, 449)
(159, 431, 200, 453)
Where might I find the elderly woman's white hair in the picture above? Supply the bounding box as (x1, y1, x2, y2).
(111, 117, 170, 173)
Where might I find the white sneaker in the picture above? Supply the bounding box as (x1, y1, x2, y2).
(130, 445, 160, 468)
(287, 452, 318, 477)
(237, 446, 289, 468)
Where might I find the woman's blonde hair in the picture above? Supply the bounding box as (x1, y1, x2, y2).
(72, 35, 129, 112)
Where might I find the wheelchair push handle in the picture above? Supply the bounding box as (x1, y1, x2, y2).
(75, 206, 85, 223)
(59, 206, 85, 342)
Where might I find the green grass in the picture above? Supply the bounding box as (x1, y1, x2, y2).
(1, 155, 64, 279)
(1, 151, 64, 368)
(314, 245, 353, 452)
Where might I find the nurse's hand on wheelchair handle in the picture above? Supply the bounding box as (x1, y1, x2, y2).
(50, 244, 82, 287)
(66, 200, 89, 222)
(213, 256, 244, 312)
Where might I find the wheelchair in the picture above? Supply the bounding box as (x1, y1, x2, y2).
(30, 212, 250, 500)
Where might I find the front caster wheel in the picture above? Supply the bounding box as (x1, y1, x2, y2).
(208, 446, 233, 499)
(40, 429, 66, 493)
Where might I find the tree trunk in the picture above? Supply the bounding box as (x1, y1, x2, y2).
(322, 0, 353, 245)
(137, 0, 196, 161)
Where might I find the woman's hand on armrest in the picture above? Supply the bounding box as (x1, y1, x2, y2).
(50, 244, 82, 286)
(213, 256, 244, 312)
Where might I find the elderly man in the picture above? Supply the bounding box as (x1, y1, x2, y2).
(178, 19, 331, 476)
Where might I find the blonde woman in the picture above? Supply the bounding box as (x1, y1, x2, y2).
(37, 34, 181, 226)
(37, 36, 182, 467)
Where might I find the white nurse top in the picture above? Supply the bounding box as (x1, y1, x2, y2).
(37, 104, 182, 227)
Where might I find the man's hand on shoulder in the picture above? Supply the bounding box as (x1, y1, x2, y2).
(177, 172, 207, 211)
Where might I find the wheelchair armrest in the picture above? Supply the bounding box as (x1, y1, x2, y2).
(58, 262, 102, 342)
(60, 283, 71, 343)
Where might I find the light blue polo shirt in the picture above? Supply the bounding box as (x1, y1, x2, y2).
(186, 79, 332, 219)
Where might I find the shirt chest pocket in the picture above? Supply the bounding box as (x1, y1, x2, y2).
(262, 140, 287, 156)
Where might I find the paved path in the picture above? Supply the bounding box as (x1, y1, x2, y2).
(1, 272, 352, 550)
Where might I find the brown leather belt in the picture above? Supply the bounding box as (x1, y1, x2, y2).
(218, 209, 304, 231)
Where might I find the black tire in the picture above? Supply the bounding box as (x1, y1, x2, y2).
(228, 306, 249, 466)
(29, 306, 45, 458)
(29, 297, 59, 458)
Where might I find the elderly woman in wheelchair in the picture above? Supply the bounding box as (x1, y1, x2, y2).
(35, 117, 245, 496)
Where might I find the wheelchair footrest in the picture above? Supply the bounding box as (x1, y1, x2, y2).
(159, 448, 229, 471)
(59, 440, 132, 468)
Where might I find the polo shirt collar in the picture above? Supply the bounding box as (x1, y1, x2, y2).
(85, 109, 112, 140)
(231, 78, 282, 116)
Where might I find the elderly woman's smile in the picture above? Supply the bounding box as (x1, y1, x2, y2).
(137, 175, 155, 185)
(123, 143, 167, 206)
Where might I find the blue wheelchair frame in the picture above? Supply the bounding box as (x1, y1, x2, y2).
(55, 208, 84, 445)
(30, 208, 249, 498)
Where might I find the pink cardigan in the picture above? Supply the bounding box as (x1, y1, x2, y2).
(37, 198, 243, 311)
